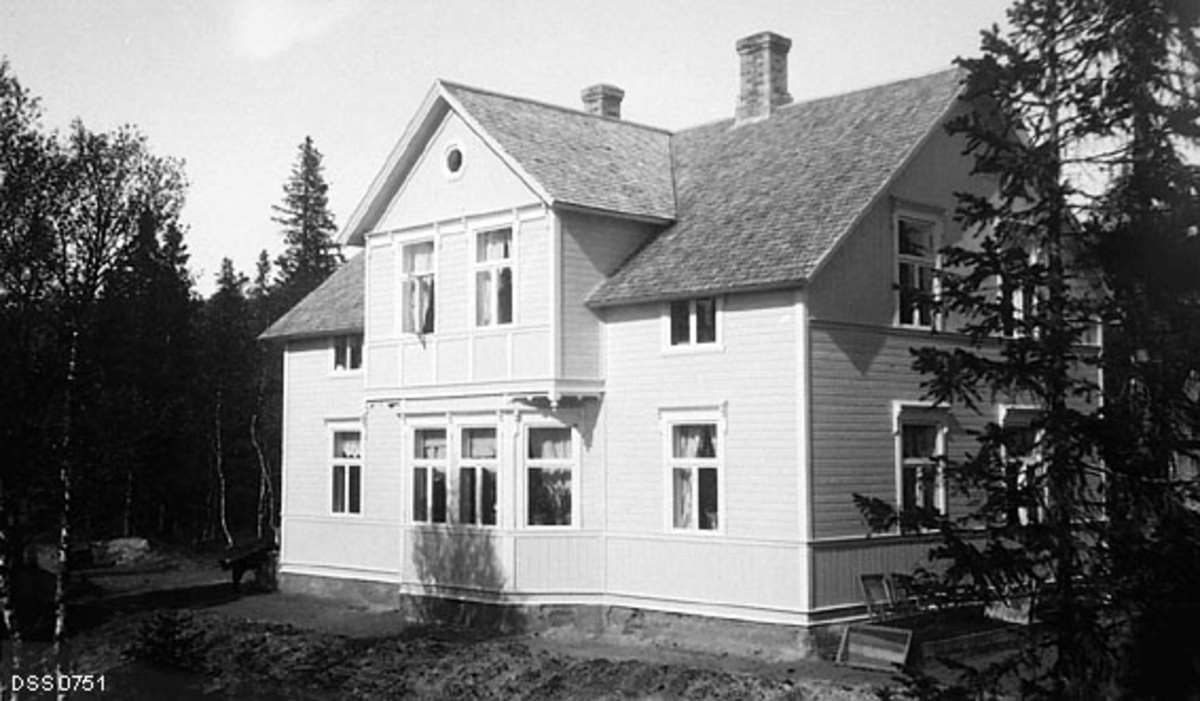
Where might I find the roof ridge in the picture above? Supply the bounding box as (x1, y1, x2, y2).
(437, 79, 675, 136)
(675, 66, 963, 134)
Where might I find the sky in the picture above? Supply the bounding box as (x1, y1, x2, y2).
(1, 0, 1012, 295)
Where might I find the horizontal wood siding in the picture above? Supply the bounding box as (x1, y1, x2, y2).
(517, 216, 550, 328)
(282, 339, 367, 519)
(513, 534, 603, 592)
(604, 291, 800, 541)
(606, 536, 802, 611)
(377, 111, 540, 233)
(284, 518, 402, 574)
(559, 211, 655, 379)
(367, 244, 395, 339)
(807, 106, 992, 326)
(808, 321, 992, 539)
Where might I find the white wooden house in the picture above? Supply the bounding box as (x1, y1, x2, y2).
(261, 31, 1076, 630)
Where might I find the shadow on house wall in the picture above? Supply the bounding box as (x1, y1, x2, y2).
(409, 527, 524, 633)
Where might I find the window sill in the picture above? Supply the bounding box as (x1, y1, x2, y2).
(661, 343, 725, 356)
(329, 369, 364, 378)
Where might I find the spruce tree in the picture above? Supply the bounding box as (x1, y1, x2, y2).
(272, 136, 341, 310)
(853, 0, 1200, 697)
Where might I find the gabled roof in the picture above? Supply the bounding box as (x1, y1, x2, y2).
(587, 69, 964, 306)
(341, 80, 675, 245)
(442, 82, 676, 222)
(259, 253, 364, 341)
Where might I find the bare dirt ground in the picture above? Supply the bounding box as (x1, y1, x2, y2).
(9, 553, 898, 699)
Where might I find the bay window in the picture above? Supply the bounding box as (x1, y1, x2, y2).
(412, 428, 448, 524)
(527, 427, 574, 526)
(460, 428, 498, 526)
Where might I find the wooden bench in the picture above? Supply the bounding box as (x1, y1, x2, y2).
(219, 539, 278, 590)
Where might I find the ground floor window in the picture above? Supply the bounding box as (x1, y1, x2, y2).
(669, 423, 720, 531)
(1001, 407, 1044, 526)
(460, 427, 498, 526)
(894, 404, 948, 533)
(527, 426, 574, 526)
(331, 430, 362, 514)
(412, 428, 448, 523)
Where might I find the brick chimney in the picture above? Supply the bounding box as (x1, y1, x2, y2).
(735, 31, 793, 124)
(581, 84, 624, 119)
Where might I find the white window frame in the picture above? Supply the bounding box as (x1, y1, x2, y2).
(660, 406, 727, 534)
(663, 297, 723, 352)
(411, 425, 449, 525)
(524, 423, 579, 528)
(892, 401, 948, 532)
(458, 425, 499, 527)
(332, 334, 363, 373)
(894, 209, 942, 330)
(329, 423, 363, 515)
(999, 405, 1045, 525)
(400, 239, 436, 336)
(472, 226, 515, 328)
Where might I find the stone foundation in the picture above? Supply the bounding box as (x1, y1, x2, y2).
(278, 572, 845, 661)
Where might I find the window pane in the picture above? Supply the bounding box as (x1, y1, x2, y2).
(431, 468, 447, 523)
(476, 270, 492, 325)
(404, 241, 434, 273)
(419, 276, 435, 333)
(463, 428, 497, 459)
(898, 263, 915, 325)
(528, 467, 572, 525)
(349, 335, 362, 370)
(670, 300, 690, 345)
(901, 465, 917, 514)
(413, 467, 428, 522)
(334, 432, 361, 459)
(528, 427, 571, 459)
(477, 228, 512, 262)
(901, 425, 936, 460)
(497, 267, 513, 324)
(698, 467, 718, 530)
(414, 429, 446, 459)
(695, 298, 717, 344)
(348, 464, 361, 514)
(459, 467, 477, 524)
(333, 464, 346, 513)
(673, 468, 693, 528)
(334, 338, 348, 370)
(673, 424, 717, 459)
(898, 218, 933, 257)
(481, 467, 497, 526)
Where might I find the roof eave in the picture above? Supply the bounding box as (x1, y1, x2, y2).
(587, 277, 807, 309)
(553, 201, 674, 226)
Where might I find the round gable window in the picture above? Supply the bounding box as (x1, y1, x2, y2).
(445, 145, 464, 177)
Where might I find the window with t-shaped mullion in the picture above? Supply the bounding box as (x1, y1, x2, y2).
(475, 228, 513, 327)
(402, 241, 435, 335)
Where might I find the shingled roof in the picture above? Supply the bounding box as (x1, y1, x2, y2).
(259, 253, 364, 341)
(442, 82, 675, 222)
(587, 69, 964, 306)
(277, 67, 964, 340)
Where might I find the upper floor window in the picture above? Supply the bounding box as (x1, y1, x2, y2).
(896, 215, 939, 329)
(333, 335, 363, 372)
(669, 297, 718, 347)
(402, 241, 436, 335)
(475, 228, 513, 327)
(527, 427, 575, 526)
(331, 430, 362, 514)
